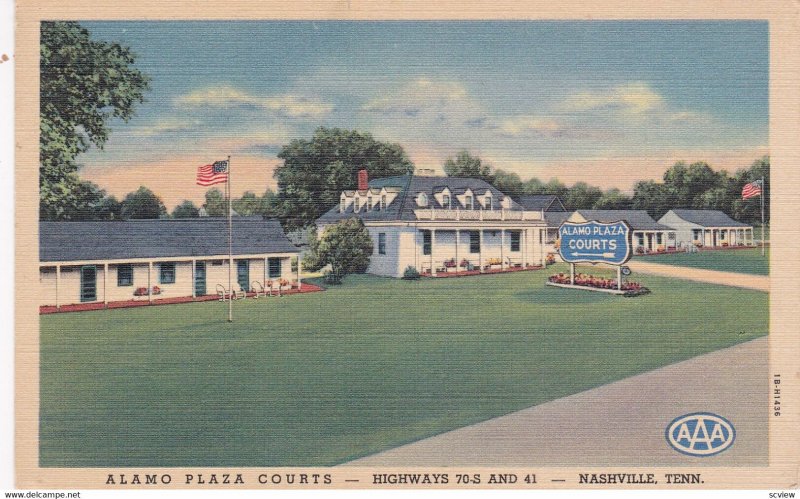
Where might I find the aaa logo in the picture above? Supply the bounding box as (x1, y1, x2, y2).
(665, 412, 736, 457)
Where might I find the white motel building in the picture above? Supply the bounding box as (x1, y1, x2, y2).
(39, 217, 300, 309)
(658, 209, 756, 248)
(316, 171, 550, 278)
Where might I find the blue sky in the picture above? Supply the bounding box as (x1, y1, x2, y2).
(78, 21, 769, 207)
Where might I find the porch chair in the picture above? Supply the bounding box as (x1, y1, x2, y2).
(250, 281, 265, 299)
(234, 285, 247, 300)
(216, 284, 228, 302)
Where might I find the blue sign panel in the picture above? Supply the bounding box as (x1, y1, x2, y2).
(558, 220, 632, 265)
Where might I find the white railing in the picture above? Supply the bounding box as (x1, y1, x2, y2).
(413, 208, 542, 221)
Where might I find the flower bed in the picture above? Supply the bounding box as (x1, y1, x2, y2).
(548, 273, 650, 297)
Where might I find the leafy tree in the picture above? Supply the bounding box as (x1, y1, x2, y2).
(260, 189, 280, 218)
(120, 186, 166, 219)
(563, 182, 603, 210)
(40, 21, 150, 220)
(592, 188, 632, 210)
(491, 169, 525, 198)
(521, 177, 548, 195)
(39, 174, 117, 221)
(443, 150, 493, 181)
(683, 161, 723, 206)
(232, 191, 261, 217)
(631, 180, 671, 219)
(698, 186, 734, 212)
(303, 218, 373, 284)
(172, 200, 200, 218)
(275, 127, 414, 230)
(541, 178, 569, 198)
(202, 188, 227, 217)
(96, 194, 123, 220)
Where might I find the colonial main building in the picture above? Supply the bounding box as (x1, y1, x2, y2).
(316, 170, 549, 278)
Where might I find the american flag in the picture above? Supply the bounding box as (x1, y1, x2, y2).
(196, 160, 229, 186)
(741, 179, 763, 200)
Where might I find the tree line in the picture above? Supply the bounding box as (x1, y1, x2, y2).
(443, 150, 770, 224)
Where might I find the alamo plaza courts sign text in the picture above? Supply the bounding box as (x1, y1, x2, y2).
(558, 220, 633, 266)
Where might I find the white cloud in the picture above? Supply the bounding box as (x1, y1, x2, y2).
(361, 78, 485, 125)
(499, 116, 567, 137)
(174, 86, 333, 118)
(559, 82, 711, 125)
(561, 82, 664, 115)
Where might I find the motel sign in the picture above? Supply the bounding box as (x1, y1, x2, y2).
(558, 220, 633, 266)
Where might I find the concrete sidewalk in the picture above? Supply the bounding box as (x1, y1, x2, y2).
(626, 260, 769, 292)
(344, 337, 767, 467)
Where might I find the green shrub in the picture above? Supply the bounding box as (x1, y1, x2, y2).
(402, 266, 421, 280)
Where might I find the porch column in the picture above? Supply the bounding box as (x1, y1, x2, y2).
(297, 255, 302, 287)
(455, 230, 460, 271)
(522, 229, 528, 267)
(148, 261, 153, 303)
(55, 265, 61, 310)
(264, 258, 268, 285)
(430, 229, 436, 276)
(192, 259, 196, 299)
(103, 263, 108, 308)
(500, 229, 505, 269)
(540, 228, 546, 266)
(478, 230, 484, 272)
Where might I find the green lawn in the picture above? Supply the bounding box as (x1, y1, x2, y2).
(40, 267, 768, 467)
(638, 247, 770, 275)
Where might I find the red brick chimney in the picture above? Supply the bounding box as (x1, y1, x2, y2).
(357, 169, 368, 191)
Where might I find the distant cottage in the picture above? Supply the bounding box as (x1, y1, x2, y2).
(658, 209, 755, 248)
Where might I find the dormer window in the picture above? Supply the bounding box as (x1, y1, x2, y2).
(443, 194, 451, 208)
(340, 199, 345, 212)
(367, 196, 373, 210)
(417, 193, 428, 207)
(465, 195, 473, 210)
(381, 194, 386, 210)
(485, 195, 492, 209)
(354, 198, 360, 212)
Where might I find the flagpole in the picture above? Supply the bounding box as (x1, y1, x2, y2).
(760, 176, 765, 257)
(228, 155, 233, 322)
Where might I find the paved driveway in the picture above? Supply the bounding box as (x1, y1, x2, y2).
(626, 260, 769, 292)
(344, 337, 767, 467)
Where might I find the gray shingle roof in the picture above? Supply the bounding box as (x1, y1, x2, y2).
(668, 209, 750, 228)
(575, 210, 673, 231)
(544, 211, 571, 228)
(40, 217, 299, 263)
(317, 175, 523, 224)
(515, 195, 567, 212)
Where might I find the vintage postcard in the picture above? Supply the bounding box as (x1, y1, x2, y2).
(10, 0, 800, 495)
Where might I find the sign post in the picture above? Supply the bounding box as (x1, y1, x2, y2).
(555, 220, 633, 294)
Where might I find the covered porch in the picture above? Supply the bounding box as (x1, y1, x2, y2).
(700, 227, 756, 248)
(414, 226, 547, 277)
(39, 253, 300, 311)
(633, 230, 677, 254)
